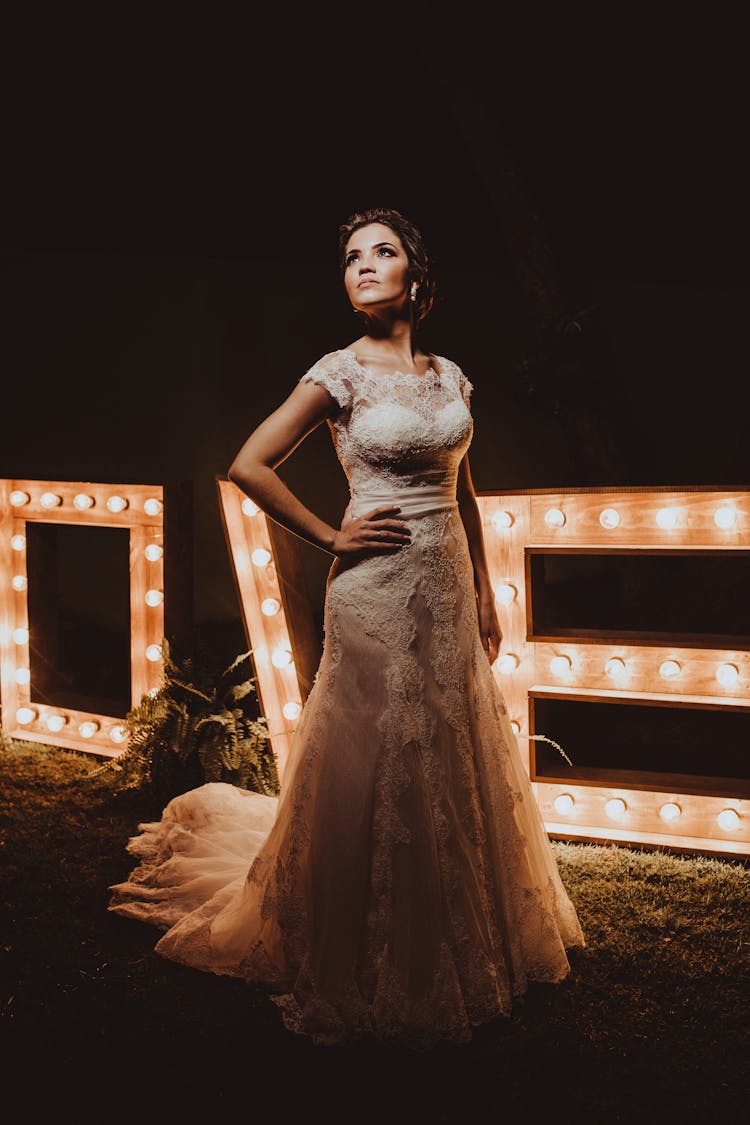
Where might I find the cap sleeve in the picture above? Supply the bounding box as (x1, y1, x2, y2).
(459, 370, 474, 406)
(298, 351, 356, 411)
(438, 355, 473, 406)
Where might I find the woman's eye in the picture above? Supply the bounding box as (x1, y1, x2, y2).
(378, 248, 395, 256)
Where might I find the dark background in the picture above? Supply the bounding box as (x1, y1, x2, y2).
(2, 4, 748, 661)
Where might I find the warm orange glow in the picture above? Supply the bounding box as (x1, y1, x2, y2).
(0, 478, 169, 758)
(479, 487, 750, 859)
(216, 477, 307, 782)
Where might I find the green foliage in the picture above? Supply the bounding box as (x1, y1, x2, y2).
(95, 639, 279, 802)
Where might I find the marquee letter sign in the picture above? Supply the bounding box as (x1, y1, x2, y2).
(0, 478, 191, 757)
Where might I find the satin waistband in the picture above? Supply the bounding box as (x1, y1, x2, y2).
(349, 480, 458, 520)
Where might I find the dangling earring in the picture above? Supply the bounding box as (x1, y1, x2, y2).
(410, 283, 418, 302)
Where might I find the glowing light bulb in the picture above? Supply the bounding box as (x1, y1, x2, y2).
(261, 597, 281, 616)
(106, 495, 128, 513)
(12, 627, 29, 645)
(110, 724, 128, 743)
(660, 659, 681, 679)
(716, 663, 739, 688)
(549, 655, 572, 676)
(544, 507, 566, 528)
(495, 583, 517, 605)
(252, 547, 272, 567)
(46, 714, 67, 733)
(599, 508, 620, 529)
(491, 510, 514, 531)
(145, 589, 164, 607)
(40, 491, 62, 509)
(271, 646, 293, 668)
(16, 706, 36, 725)
(11, 575, 27, 592)
(605, 657, 627, 681)
(144, 543, 163, 562)
(554, 793, 575, 815)
(79, 721, 99, 738)
(605, 797, 627, 820)
(713, 506, 737, 530)
(15, 668, 30, 685)
(509, 719, 521, 735)
(10, 490, 30, 506)
(242, 498, 260, 517)
(283, 701, 302, 720)
(73, 493, 95, 510)
(659, 802, 682, 822)
(11, 535, 26, 551)
(496, 653, 519, 674)
(145, 643, 163, 662)
(656, 507, 680, 530)
(718, 808, 740, 831)
(144, 498, 162, 515)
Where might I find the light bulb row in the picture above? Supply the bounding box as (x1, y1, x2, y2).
(495, 651, 742, 687)
(9, 490, 163, 515)
(12, 642, 163, 687)
(9, 535, 164, 563)
(239, 496, 301, 723)
(491, 504, 740, 532)
(552, 791, 742, 832)
(14, 707, 128, 742)
(11, 588, 162, 607)
(9, 537, 163, 568)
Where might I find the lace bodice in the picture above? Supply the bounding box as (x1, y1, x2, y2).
(299, 349, 474, 502)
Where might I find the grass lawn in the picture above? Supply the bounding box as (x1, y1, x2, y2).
(1, 738, 748, 1124)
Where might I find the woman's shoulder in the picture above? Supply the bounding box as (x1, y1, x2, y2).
(298, 349, 360, 411)
(433, 354, 474, 404)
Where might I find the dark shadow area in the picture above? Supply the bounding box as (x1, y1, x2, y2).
(529, 551, 750, 642)
(533, 696, 750, 797)
(26, 522, 131, 716)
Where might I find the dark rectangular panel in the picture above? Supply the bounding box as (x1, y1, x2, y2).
(528, 551, 750, 641)
(26, 522, 131, 717)
(531, 695, 750, 798)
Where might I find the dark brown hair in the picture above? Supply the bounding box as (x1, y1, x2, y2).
(338, 207, 436, 326)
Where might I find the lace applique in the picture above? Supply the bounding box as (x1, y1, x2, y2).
(298, 350, 357, 412)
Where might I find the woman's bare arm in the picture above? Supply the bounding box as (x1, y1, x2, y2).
(227, 381, 344, 553)
(456, 452, 493, 599)
(227, 381, 410, 556)
(456, 452, 502, 663)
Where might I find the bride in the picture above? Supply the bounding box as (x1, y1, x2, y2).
(109, 206, 586, 1050)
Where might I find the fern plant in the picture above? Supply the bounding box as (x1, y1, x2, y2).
(99, 639, 280, 802)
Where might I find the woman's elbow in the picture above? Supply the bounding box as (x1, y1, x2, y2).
(227, 458, 255, 489)
(227, 457, 267, 492)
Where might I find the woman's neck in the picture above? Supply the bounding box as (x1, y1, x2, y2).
(356, 316, 421, 365)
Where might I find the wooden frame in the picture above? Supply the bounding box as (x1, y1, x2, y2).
(216, 476, 319, 783)
(479, 486, 749, 859)
(0, 478, 191, 758)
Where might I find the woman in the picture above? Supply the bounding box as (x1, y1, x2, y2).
(109, 207, 586, 1050)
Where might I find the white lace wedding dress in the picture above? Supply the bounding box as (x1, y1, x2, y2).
(109, 348, 586, 1050)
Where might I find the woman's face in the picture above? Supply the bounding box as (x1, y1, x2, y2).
(343, 222, 412, 316)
